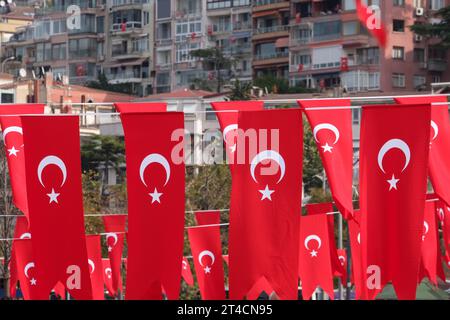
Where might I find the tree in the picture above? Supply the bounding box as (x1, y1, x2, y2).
(410, 6, 450, 48)
(86, 73, 134, 96)
(228, 79, 252, 101)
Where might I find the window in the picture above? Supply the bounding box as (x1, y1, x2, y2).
(392, 73, 406, 87)
(68, 39, 97, 59)
(313, 20, 341, 41)
(97, 16, 105, 33)
(356, 47, 379, 64)
(343, 0, 356, 11)
(392, 46, 404, 60)
(343, 21, 359, 36)
(1, 93, 13, 103)
(207, 0, 232, 10)
(413, 75, 426, 88)
(52, 43, 66, 60)
(175, 20, 202, 42)
(393, 20, 404, 32)
(157, 0, 171, 19)
(413, 48, 425, 62)
(352, 108, 360, 125)
(176, 43, 200, 63)
(393, 0, 405, 6)
(430, 0, 444, 10)
(291, 53, 311, 67)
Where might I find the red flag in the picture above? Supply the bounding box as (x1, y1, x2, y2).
(188, 226, 226, 299)
(122, 112, 185, 300)
(223, 255, 229, 266)
(13, 239, 36, 300)
(102, 214, 126, 296)
(298, 214, 334, 300)
(102, 259, 116, 297)
(86, 235, 105, 300)
(436, 200, 450, 256)
(21, 115, 92, 300)
(0, 104, 45, 217)
(114, 102, 167, 113)
(181, 257, 194, 287)
(9, 215, 30, 297)
(394, 96, 450, 208)
(419, 201, 446, 286)
(298, 99, 354, 219)
(355, 0, 387, 47)
(336, 249, 348, 286)
(229, 109, 302, 300)
(348, 210, 363, 299)
(360, 104, 431, 300)
(195, 210, 220, 225)
(53, 282, 66, 300)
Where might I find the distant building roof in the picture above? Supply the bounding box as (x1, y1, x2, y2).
(0, 6, 35, 21)
(50, 84, 135, 103)
(136, 88, 228, 101)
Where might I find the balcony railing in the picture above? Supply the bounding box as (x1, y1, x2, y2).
(112, 48, 148, 58)
(232, 21, 252, 31)
(428, 59, 447, 72)
(253, 25, 289, 35)
(110, 21, 143, 32)
(254, 51, 289, 60)
(106, 71, 142, 80)
(112, 0, 149, 7)
(174, 9, 202, 19)
(254, 0, 287, 6)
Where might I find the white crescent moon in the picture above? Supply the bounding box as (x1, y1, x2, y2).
(37, 155, 67, 187)
(338, 255, 346, 265)
(223, 124, 238, 142)
(106, 232, 118, 246)
(19, 232, 31, 239)
(2, 126, 23, 145)
(139, 153, 171, 187)
(313, 123, 340, 144)
(88, 259, 95, 274)
(105, 267, 112, 278)
(304, 234, 322, 250)
(431, 120, 438, 141)
(24, 262, 34, 278)
(357, 233, 361, 244)
(250, 150, 286, 184)
(423, 221, 429, 235)
(377, 139, 411, 174)
(198, 250, 215, 267)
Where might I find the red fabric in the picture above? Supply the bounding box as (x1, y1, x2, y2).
(348, 210, 363, 299)
(21, 115, 92, 300)
(188, 226, 226, 299)
(181, 257, 194, 287)
(0, 104, 44, 217)
(418, 201, 446, 286)
(394, 96, 450, 208)
(122, 112, 185, 300)
(229, 109, 302, 300)
(298, 214, 335, 300)
(298, 99, 354, 219)
(114, 102, 167, 113)
(359, 104, 431, 300)
(102, 214, 126, 296)
(436, 200, 450, 256)
(53, 282, 66, 300)
(9, 215, 29, 297)
(13, 239, 35, 300)
(85, 235, 105, 300)
(336, 249, 348, 286)
(195, 210, 220, 225)
(355, 0, 387, 47)
(102, 259, 116, 297)
(223, 255, 229, 266)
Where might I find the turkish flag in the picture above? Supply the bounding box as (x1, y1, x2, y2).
(114, 102, 167, 113)
(102, 259, 116, 297)
(306, 203, 345, 281)
(121, 112, 185, 300)
(418, 201, 446, 286)
(21, 115, 92, 300)
(436, 200, 450, 256)
(348, 210, 363, 299)
(359, 104, 431, 300)
(13, 239, 36, 300)
(394, 96, 450, 208)
(336, 249, 348, 286)
(229, 109, 302, 300)
(195, 210, 221, 225)
(355, 0, 387, 47)
(298, 99, 354, 219)
(181, 257, 194, 287)
(86, 235, 105, 300)
(298, 214, 335, 300)
(188, 226, 226, 299)
(210, 101, 264, 168)
(9, 215, 30, 297)
(102, 214, 126, 296)
(0, 104, 45, 217)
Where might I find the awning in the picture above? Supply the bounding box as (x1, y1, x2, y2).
(252, 10, 279, 18)
(275, 37, 289, 48)
(104, 58, 148, 68)
(232, 31, 252, 39)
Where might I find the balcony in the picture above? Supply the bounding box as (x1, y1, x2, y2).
(233, 21, 252, 32)
(174, 9, 202, 20)
(112, 48, 148, 60)
(253, 25, 289, 40)
(428, 59, 447, 72)
(111, 0, 149, 8)
(110, 21, 143, 35)
(106, 71, 142, 84)
(253, 0, 290, 12)
(253, 51, 289, 66)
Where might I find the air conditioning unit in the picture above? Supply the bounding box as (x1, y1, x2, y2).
(189, 61, 197, 68)
(415, 7, 424, 16)
(414, 34, 423, 42)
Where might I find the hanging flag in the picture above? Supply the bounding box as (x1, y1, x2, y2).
(436, 200, 450, 256)
(114, 102, 167, 113)
(355, 0, 387, 47)
(0, 104, 45, 217)
(53, 282, 66, 300)
(298, 99, 354, 219)
(419, 201, 446, 286)
(229, 109, 303, 300)
(21, 115, 92, 300)
(223, 255, 229, 266)
(13, 239, 36, 300)
(188, 226, 226, 299)
(348, 210, 363, 299)
(122, 112, 185, 300)
(9, 215, 30, 298)
(102, 214, 126, 296)
(195, 210, 221, 225)
(181, 257, 194, 287)
(86, 235, 105, 300)
(336, 249, 348, 286)
(394, 96, 450, 208)
(298, 214, 335, 300)
(359, 104, 431, 300)
(102, 259, 116, 297)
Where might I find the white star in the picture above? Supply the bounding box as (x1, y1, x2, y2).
(30, 278, 37, 285)
(149, 188, 163, 204)
(259, 185, 275, 201)
(108, 246, 112, 252)
(387, 174, 400, 191)
(204, 266, 211, 274)
(310, 250, 318, 257)
(229, 144, 237, 153)
(47, 188, 60, 204)
(7, 146, 19, 157)
(321, 143, 333, 153)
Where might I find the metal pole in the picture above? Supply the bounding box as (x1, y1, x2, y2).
(338, 212, 343, 300)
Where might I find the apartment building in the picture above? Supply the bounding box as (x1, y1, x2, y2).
(0, 6, 34, 58)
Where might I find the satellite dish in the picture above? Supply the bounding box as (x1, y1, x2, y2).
(0, 1, 6, 7)
(6, 0, 12, 3)
(19, 68, 26, 78)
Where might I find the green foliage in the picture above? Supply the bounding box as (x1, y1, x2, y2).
(410, 6, 450, 48)
(303, 116, 325, 193)
(228, 79, 253, 101)
(254, 74, 289, 94)
(86, 73, 135, 95)
(81, 135, 125, 177)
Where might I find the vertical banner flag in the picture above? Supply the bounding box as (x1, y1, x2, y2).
(229, 109, 303, 300)
(9, 215, 30, 297)
(355, 0, 387, 47)
(195, 210, 221, 226)
(336, 249, 348, 286)
(0, 104, 45, 217)
(181, 257, 194, 287)
(86, 235, 105, 300)
(298, 214, 335, 300)
(188, 226, 226, 300)
(102, 259, 115, 297)
(122, 112, 185, 300)
(360, 104, 431, 300)
(102, 214, 126, 296)
(436, 200, 450, 256)
(114, 102, 167, 113)
(298, 99, 354, 219)
(394, 96, 450, 208)
(13, 239, 35, 300)
(348, 210, 363, 299)
(21, 115, 92, 300)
